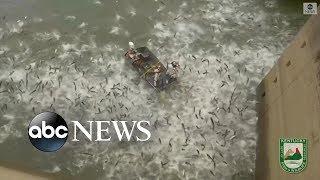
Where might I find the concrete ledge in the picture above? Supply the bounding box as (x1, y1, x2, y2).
(0, 166, 50, 180)
(255, 8, 320, 180)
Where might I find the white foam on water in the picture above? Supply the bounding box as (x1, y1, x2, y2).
(109, 26, 120, 35)
(6, 22, 23, 34)
(65, 15, 76, 21)
(0, 124, 12, 143)
(32, 17, 43, 23)
(78, 22, 88, 28)
(128, 7, 136, 16)
(93, 0, 102, 5)
(2, 114, 15, 120)
(34, 30, 61, 41)
(115, 14, 123, 22)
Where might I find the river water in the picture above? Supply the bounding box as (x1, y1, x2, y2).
(0, 0, 308, 179)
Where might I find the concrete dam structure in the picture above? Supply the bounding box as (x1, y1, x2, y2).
(256, 9, 320, 180)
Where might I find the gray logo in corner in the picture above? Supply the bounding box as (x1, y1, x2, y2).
(303, 3, 318, 15)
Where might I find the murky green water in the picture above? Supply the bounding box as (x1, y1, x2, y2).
(0, 0, 309, 179)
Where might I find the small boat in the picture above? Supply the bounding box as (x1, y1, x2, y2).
(125, 45, 177, 90)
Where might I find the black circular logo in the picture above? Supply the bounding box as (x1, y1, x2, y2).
(28, 112, 68, 152)
(307, 4, 314, 10)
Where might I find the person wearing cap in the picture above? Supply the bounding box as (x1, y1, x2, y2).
(153, 65, 162, 87)
(166, 61, 180, 83)
(126, 48, 138, 60)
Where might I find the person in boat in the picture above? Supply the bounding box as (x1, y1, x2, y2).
(126, 48, 137, 59)
(166, 61, 180, 83)
(125, 42, 137, 59)
(153, 65, 162, 87)
(125, 48, 144, 67)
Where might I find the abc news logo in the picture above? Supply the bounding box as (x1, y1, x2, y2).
(28, 112, 151, 152)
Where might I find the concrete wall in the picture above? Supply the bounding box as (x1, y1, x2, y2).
(0, 164, 69, 180)
(0, 166, 49, 180)
(255, 10, 320, 180)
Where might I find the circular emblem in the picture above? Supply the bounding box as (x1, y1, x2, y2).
(279, 138, 308, 173)
(28, 112, 68, 152)
(307, 4, 314, 10)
